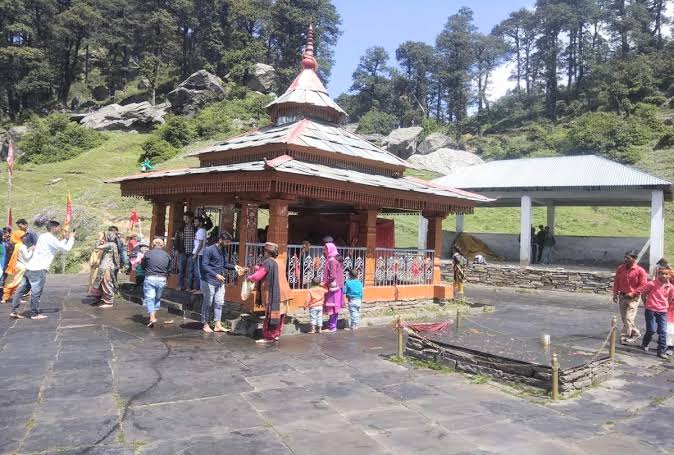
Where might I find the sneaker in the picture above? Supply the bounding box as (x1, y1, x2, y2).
(30, 314, 47, 320)
(98, 304, 113, 309)
(666, 349, 674, 356)
(657, 352, 668, 360)
(9, 312, 24, 319)
(326, 328, 337, 333)
(640, 345, 650, 352)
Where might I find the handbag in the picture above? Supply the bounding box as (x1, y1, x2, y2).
(241, 279, 254, 301)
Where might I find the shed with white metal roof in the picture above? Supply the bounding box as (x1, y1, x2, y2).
(431, 155, 672, 271)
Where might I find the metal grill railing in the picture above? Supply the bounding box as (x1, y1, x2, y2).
(170, 242, 240, 284)
(244, 242, 267, 269)
(286, 245, 366, 289)
(374, 248, 434, 286)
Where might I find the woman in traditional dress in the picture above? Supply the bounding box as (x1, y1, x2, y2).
(247, 242, 292, 343)
(91, 231, 120, 308)
(322, 242, 345, 332)
(1, 231, 33, 304)
(452, 245, 466, 298)
(87, 232, 105, 295)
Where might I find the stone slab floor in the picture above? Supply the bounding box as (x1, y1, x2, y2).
(1, 275, 673, 454)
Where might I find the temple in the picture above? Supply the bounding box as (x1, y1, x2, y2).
(109, 25, 490, 312)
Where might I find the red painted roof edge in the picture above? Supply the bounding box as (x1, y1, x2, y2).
(264, 155, 294, 169)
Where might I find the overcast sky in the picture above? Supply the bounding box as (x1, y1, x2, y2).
(326, 0, 533, 101)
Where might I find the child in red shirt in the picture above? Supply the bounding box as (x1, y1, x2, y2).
(641, 267, 674, 358)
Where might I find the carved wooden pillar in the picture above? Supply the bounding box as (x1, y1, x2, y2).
(149, 203, 166, 243)
(358, 209, 378, 286)
(423, 212, 446, 284)
(237, 202, 258, 266)
(267, 199, 289, 265)
(165, 202, 183, 252)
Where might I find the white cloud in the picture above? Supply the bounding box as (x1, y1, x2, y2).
(487, 61, 517, 102)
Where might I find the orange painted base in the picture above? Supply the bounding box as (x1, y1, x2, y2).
(164, 277, 453, 314)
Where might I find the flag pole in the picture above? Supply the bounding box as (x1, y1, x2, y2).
(7, 171, 12, 225)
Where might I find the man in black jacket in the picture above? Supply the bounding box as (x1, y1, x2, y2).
(173, 211, 195, 291)
(200, 232, 244, 333)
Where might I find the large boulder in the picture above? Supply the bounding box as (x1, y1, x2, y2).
(381, 126, 423, 159)
(416, 132, 456, 155)
(407, 148, 484, 175)
(245, 63, 276, 93)
(79, 102, 167, 131)
(167, 70, 227, 115)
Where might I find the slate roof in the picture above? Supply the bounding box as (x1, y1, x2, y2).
(188, 119, 409, 168)
(434, 155, 672, 191)
(107, 157, 491, 203)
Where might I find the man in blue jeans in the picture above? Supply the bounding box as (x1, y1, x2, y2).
(10, 220, 76, 320)
(200, 232, 243, 333)
(141, 238, 172, 327)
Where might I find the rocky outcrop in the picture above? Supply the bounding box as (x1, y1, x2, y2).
(381, 126, 423, 159)
(407, 148, 483, 175)
(245, 63, 276, 93)
(79, 102, 168, 131)
(416, 132, 456, 155)
(0, 126, 29, 161)
(167, 70, 227, 115)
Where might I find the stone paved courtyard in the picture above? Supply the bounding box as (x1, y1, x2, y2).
(1, 275, 673, 454)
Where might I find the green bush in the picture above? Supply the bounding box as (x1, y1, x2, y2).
(656, 128, 674, 149)
(20, 114, 106, 164)
(356, 109, 398, 135)
(157, 116, 195, 147)
(564, 112, 650, 163)
(138, 137, 179, 164)
(193, 91, 271, 139)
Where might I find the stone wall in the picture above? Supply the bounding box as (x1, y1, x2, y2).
(442, 263, 615, 294)
(405, 332, 613, 393)
(443, 231, 648, 266)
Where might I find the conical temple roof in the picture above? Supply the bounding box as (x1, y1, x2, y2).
(266, 25, 347, 125)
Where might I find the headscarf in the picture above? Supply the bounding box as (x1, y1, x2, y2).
(5, 230, 26, 276)
(324, 242, 338, 258)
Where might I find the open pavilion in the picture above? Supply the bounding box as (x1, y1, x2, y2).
(109, 26, 490, 312)
(433, 155, 672, 272)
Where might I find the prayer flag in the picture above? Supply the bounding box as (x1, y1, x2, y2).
(6, 140, 15, 176)
(64, 192, 73, 232)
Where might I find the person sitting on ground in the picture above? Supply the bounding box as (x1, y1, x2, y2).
(304, 278, 326, 334)
(200, 232, 244, 333)
(613, 250, 648, 344)
(640, 267, 674, 359)
(141, 238, 172, 327)
(343, 269, 364, 330)
(473, 254, 488, 265)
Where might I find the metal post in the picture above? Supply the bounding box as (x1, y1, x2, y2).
(395, 316, 404, 358)
(610, 316, 617, 359)
(455, 310, 462, 333)
(551, 353, 559, 400)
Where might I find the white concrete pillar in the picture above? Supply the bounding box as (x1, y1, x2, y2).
(456, 214, 465, 233)
(547, 204, 555, 235)
(650, 190, 665, 273)
(418, 214, 428, 250)
(520, 195, 532, 266)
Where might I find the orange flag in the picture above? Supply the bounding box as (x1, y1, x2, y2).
(63, 193, 73, 232)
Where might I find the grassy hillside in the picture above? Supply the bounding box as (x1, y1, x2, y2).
(0, 130, 671, 266)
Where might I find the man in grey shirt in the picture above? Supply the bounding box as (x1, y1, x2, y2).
(141, 238, 172, 327)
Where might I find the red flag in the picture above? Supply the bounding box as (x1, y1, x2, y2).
(7, 208, 12, 227)
(63, 192, 73, 232)
(6, 140, 15, 176)
(129, 209, 139, 230)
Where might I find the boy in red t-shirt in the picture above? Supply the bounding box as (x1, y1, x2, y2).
(640, 267, 674, 359)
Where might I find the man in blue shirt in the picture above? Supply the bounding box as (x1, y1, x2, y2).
(200, 232, 244, 333)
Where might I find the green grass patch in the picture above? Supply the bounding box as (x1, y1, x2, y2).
(472, 374, 490, 384)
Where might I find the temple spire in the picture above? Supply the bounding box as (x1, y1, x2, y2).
(301, 24, 317, 71)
